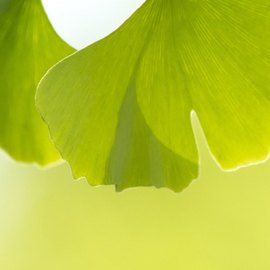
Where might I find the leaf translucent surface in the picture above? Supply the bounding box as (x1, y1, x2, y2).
(0, 0, 74, 165)
(37, 0, 270, 191)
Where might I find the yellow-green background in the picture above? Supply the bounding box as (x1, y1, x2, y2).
(1, 1, 270, 269)
(1, 117, 270, 270)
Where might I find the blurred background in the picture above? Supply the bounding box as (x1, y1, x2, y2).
(1, 1, 270, 269)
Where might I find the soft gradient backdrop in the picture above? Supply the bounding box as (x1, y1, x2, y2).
(1, 1, 270, 269)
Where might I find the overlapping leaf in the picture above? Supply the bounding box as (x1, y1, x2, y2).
(37, 0, 270, 191)
(0, 0, 74, 165)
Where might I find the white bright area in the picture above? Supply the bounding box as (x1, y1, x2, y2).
(42, 0, 145, 49)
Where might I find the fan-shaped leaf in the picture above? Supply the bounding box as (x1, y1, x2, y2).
(37, 0, 270, 191)
(0, 0, 74, 165)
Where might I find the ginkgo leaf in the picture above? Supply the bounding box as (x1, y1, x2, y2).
(0, 0, 74, 165)
(37, 0, 270, 191)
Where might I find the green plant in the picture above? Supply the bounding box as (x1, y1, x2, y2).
(36, 0, 270, 191)
(1, 0, 270, 191)
(0, 0, 74, 165)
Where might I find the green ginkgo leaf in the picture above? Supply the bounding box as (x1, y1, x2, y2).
(37, 0, 270, 191)
(0, 0, 74, 165)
